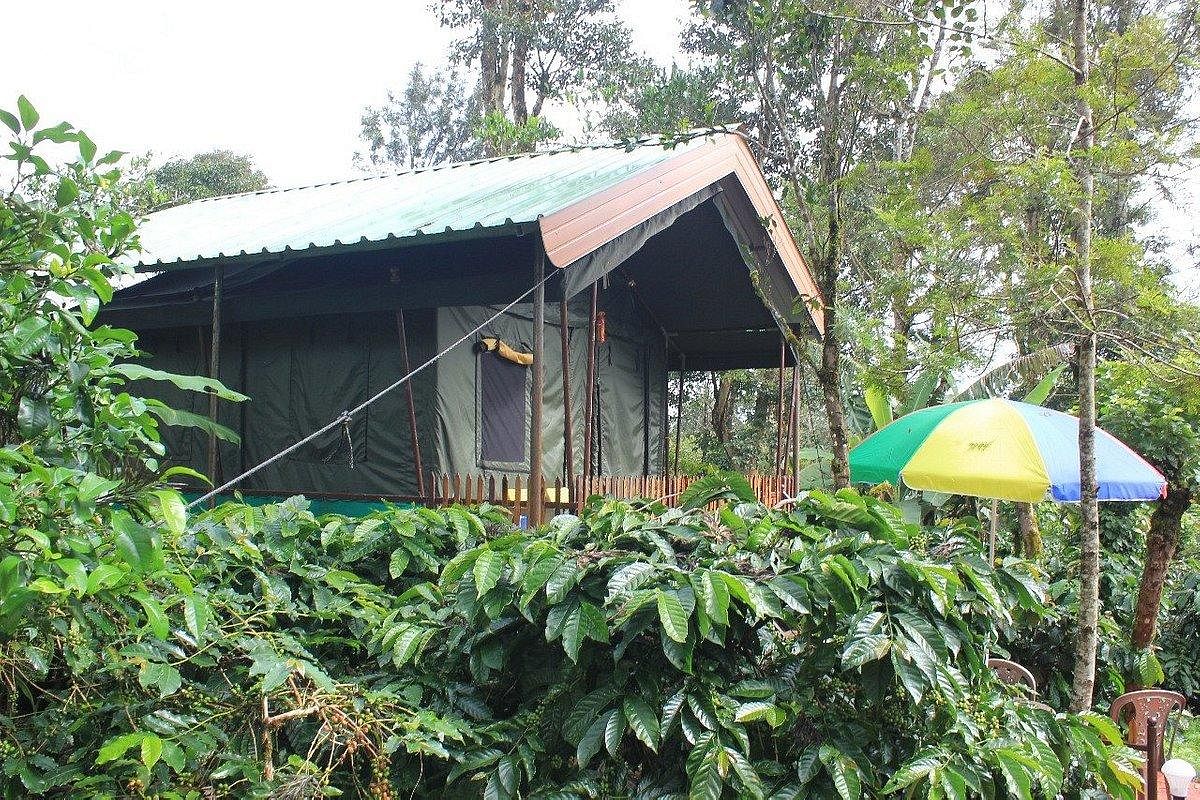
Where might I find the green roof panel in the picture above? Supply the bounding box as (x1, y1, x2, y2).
(131, 139, 702, 269)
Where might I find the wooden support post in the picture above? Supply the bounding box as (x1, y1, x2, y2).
(528, 245, 546, 526)
(206, 264, 223, 505)
(559, 293, 575, 491)
(673, 355, 685, 476)
(395, 310, 425, 499)
(582, 282, 598, 478)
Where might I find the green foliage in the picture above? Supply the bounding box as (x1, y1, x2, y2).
(668, 365, 834, 480)
(678, 469, 757, 509)
(0, 98, 238, 489)
(143, 149, 269, 209)
(596, 64, 738, 140)
(1, 487, 1144, 798)
(1096, 359, 1200, 692)
(0, 97, 245, 795)
(0, 495, 492, 796)
(433, 0, 643, 155)
(863, 382, 894, 431)
(1098, 360, 1200, 496)
(475, 111, 561, 157)
(356, 61, 483, 171)
(1001, 523, 1139, 707)
(1160, 566, 1200, 697)
(949, 346, 1073, 404)
(1001, 496, 1200, 709)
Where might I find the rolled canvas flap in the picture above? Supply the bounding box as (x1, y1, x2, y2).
(478, 337, 534, 366)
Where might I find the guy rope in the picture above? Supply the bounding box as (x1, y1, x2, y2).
(187, 273, 554, 509)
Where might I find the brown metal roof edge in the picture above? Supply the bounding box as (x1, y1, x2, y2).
(725, 136, 825, 323)
(537, 133, 825, 333)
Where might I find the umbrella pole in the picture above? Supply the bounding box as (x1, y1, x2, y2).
(989, 498, 998, 564)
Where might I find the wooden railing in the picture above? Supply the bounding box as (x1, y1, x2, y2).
(426, 472, 800, 519)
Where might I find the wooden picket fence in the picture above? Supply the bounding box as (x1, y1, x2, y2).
(425, 472, 799, 519)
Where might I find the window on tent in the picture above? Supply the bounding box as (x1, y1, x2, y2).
(478, 348, 529, 468)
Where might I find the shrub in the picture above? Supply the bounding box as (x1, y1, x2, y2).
(1, 489, 1142, 798)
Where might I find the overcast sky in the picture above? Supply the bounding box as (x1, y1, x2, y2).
(2, 0, 690, 186)
(3, 0, 1195, 291)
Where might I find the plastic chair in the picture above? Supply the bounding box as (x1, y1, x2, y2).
(988, 658, 1037, 692)
(1110, 689, 1187, 800)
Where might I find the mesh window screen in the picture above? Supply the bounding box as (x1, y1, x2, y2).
(479, 352, 527, 465)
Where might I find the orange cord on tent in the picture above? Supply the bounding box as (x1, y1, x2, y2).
(186, 272, 554, 509)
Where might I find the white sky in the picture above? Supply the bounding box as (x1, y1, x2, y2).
(3, 0, 1195, 291)
(1, 0, 690, 187)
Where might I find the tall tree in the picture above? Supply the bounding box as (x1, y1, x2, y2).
(434, 0, 641, 154)
(356, 62, 482, 171)
(688, 0, 972, 488)
(926, 0, 1198, 707)
(1067, 0, 1102, 714)
(595, 63, 739, 140)
(146, 150, 269, 209)
(1099, 354, 1200, 655)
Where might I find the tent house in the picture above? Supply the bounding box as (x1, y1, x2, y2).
(101, 133, 823, 518)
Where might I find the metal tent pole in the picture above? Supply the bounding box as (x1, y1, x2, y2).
(582, 282, 598, 478)
(661, 331, 670, 476)
(673, 355, 685, 476)
(791, 362, 801, 489)
(642, 344, 651, 477)
(238, 323, 248, 477)
(206, 263, 224, 506)
(559, 292, 575, 492)
(395, 310, 425, 499)
(528, 244, 546, 525)
(776, 337, 786, 487)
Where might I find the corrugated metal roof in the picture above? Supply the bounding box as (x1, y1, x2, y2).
(130, 138, 708, 269)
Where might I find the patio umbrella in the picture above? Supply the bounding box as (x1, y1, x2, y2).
(849, 398, 1166, 556)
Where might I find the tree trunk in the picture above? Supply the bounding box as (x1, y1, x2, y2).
(479, 1, 500, 116)
(711, 373, 736, 465)
(477, 0, 506, 156)
(1073, 337, 1100, 711)
(511, 38, 529, 124)
(745, 16, 852, 488)
(1131, 486, 1192, 650)
(890, 289, 914, 386)
(816, 205, 850, 489)
(1069, 0, 1100, 714)
(1017, 502, 1042, 557)
(510, 1, 530, 125)
(816, 60, 851, 490)
(817, 325, 850, 489)
(494, 41, 511, 116)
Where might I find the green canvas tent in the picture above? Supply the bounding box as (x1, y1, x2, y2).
(101, 133, 823, 505)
